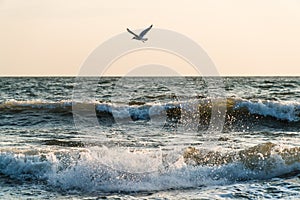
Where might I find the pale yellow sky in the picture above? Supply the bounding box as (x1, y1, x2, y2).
(1, 0, 300, 76)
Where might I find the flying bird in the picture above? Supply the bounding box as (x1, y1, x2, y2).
(127, 25, 153, 42)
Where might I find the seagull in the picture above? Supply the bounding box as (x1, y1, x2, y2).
(127, 25, 153, 42)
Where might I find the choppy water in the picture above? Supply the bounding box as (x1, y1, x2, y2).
(0, 77, 300, 199)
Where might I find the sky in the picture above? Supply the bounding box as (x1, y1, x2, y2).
(1, 0, 300, 76)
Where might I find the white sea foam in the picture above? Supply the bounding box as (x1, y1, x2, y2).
(235, 99, 300, 122)
(1, 147, 300, 193)
(0, 99, 73, 110)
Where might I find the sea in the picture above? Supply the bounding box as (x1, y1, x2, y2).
(0, 76, 300, 199)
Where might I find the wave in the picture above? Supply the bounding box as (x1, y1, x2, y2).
(1, 98, 300, 124)
(0, 99, 73, 113)
(0, 143, 299, 193)
(234, 99, 300, 122)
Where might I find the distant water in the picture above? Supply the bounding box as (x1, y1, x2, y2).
(0, 77, 300, 199)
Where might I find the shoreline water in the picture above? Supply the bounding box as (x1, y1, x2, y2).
(0, 77, 299, 199)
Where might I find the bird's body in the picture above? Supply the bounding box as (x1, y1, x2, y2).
(127, 25, 153, 42)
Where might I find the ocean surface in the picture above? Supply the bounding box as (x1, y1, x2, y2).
(0, 77, 300, 199)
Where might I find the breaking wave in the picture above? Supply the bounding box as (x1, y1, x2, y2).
(0, 143, 300, 193)
(234, 99, 300, 122)
(1, 98, 300, 123)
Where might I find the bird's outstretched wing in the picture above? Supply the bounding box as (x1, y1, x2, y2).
(127, 28, 139, 38)
(139, 25, 153, 38)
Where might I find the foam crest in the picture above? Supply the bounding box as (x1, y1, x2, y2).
(0, 145, 300, 193)
(0, 99, 73, 111)
(235, 99, 300, 122)
(2, 98, 300, 123)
